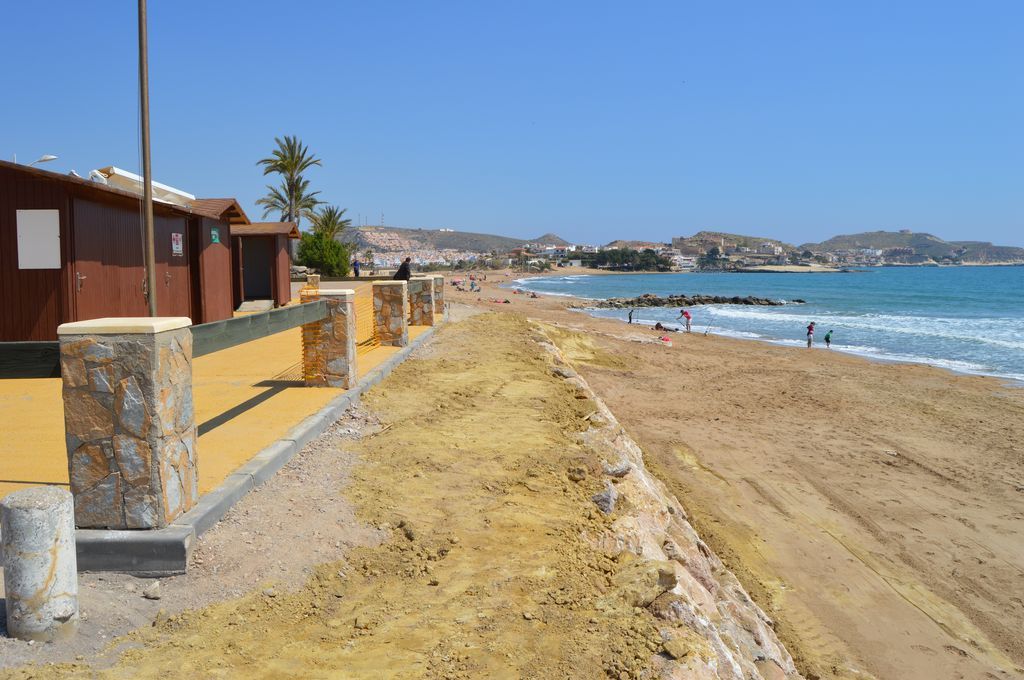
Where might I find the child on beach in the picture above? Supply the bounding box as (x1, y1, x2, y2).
(806, 322, 815, 348)
(676, 309, 692, 332)
(824, 329, 833, 348)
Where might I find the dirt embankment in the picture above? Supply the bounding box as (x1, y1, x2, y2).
(464, 278, 1024, 680)
(2, 312, 800, 679)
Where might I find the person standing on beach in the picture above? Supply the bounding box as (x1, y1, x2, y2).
(628, 309, 635, 324)
(393, 257, 412, 281)
(677, 309, 692, 333)
(824, 329, 833, 348)
(806, 322, 815, 348)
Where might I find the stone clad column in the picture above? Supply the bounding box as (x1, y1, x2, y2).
(57, 317, 197, 529)
(431, 275, 446, 321)
(301, 288, 357, 388)
(408, 277, 435, 326)
(372, 281, 409, 347)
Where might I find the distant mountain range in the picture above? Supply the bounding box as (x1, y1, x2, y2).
(800, 231, 1024, 262)
(350, 225, 1023, 264)
(352, 226, 567, 254)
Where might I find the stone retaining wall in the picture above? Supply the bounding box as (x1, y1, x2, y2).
(534, 325, 802, 680)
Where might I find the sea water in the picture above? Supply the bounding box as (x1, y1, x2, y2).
(510, 266, 1024, 384)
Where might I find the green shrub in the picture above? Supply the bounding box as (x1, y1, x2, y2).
(297, 231, 352, 277)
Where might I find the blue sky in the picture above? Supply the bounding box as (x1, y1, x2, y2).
(4, 1, 1022, 246)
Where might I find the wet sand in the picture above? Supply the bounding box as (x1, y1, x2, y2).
(457, 274, 1024, 680)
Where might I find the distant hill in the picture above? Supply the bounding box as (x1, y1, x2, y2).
(352, 226, 568, 254)
(605, 239, 667, 250)
(679, 230, 795, 250)
(801, 230, 1024, 263)
(534, 233, 570, 246)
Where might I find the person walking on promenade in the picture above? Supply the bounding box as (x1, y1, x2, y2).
(824, 329, 833, 348)
(806, 321, 815, 348)
(352, 258, 361, 277)
(677, 309, 692, 332)
(393, 257, 412, 281)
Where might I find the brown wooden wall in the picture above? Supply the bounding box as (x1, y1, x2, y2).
(1, 164, 237, 340)
(0, 166, 73, 341)
(194, 217, 233, 322)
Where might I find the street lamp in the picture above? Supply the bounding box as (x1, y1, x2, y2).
(29, 154, 58, 166)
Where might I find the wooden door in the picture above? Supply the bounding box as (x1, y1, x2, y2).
(241, 237, 273, 299)
(154, 215, 192, 318)
(72, 198, 147, 321)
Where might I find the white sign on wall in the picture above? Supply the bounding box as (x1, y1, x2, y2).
(171, 232, 183, 256)
(16, 209, 61, 269)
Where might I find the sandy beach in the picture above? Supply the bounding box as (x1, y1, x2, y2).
(453, 271, 1024, 680)
(3, 309, 802, 679)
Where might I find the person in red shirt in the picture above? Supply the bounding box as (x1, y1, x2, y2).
(676, 309, 692, 333)
(806, 322, 815, 348)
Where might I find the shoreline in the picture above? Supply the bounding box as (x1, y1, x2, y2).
(496, 271, 1023, 387)
(449, 283, 1024, 679)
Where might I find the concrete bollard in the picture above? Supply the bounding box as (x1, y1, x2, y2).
(1, 487, 79, 641)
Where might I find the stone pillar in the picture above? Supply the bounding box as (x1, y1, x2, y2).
(57, 317, 197, 529)
(408, 277, 435, 326)
(301, 288, 357, 388)
(372, 281, 409, 347)
(0, 487, 79, 641)
(430, 275, 446, 321)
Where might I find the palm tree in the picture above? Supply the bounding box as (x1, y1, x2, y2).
(256, 177, 321, 225)
(256, 136, 322, 227)
(308, 205, 352, 241)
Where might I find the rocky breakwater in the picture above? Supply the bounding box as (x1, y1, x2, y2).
(581, 293, 802, 309)
(535, 325, 802, 680)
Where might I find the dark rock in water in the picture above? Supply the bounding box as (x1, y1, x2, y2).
(577, 293, 792, 309)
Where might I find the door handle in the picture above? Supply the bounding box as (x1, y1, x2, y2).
(76, 272, 87, 291)
(165, 272, 172, 286)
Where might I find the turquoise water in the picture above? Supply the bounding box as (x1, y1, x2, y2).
(510, 267, 1024, 383)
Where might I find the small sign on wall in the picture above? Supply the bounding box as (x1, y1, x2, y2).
(16, 209, 61, 269)
(210, 227, 221, 244)
(171, 233, 183, 256)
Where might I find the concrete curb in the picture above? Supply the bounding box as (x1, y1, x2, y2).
(75, 325, 439, 573)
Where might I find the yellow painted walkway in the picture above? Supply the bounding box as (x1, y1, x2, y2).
(0, 322, 432, 501)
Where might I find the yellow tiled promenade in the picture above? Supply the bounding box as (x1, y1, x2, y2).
(0, 282, 431, 501)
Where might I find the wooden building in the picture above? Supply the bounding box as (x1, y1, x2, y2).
(0, 161, 257, 340)
(231, 222, 299, 308)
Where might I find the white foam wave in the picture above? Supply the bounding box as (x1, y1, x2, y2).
(589, 309, 1024, 385)
(705, 306, 1024, 351)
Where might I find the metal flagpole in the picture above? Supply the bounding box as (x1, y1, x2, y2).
(139, 0, 158, 316)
